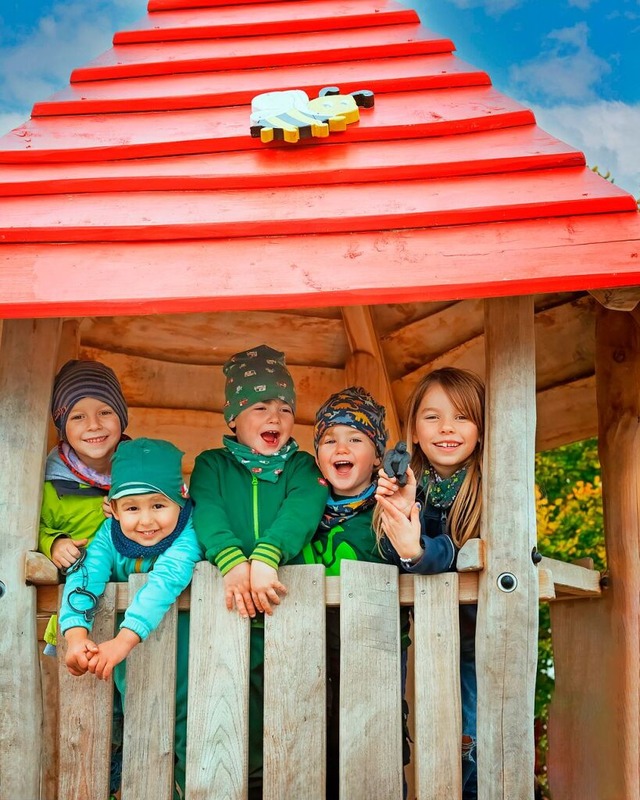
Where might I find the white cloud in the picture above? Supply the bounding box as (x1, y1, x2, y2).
(0, 0, 146, 133)
(446, 0, 523, 14)
(531, 100, 640, 196)
(568, 0, 596, 9)
(509, 22, 611, 101)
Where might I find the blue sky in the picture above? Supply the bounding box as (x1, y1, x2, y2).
(1, 0, 638, 194)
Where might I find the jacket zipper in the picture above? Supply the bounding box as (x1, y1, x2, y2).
(252, 474, 260, 540)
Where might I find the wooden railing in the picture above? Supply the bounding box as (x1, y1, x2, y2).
(30, 552, 601, 799)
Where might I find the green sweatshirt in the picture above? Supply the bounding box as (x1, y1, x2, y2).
(304, 508, 384, 576)
(190, 447, 328, 573)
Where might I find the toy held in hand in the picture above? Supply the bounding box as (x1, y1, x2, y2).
(382, 441, 411, 486)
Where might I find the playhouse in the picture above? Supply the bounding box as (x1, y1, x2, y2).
(1, 0, 640, 797)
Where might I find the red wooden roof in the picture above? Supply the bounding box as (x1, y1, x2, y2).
(0, 0, 639, 318)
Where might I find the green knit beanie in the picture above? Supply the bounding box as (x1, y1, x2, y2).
(223, 344, 296, 424)
(108, 438, 188, 507)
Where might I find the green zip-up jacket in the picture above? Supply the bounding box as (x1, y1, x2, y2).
(190, 446, 328, 574)
(304, 508, 384, 576)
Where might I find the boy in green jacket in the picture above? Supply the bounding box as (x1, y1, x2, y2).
(189, 344, 328, 797)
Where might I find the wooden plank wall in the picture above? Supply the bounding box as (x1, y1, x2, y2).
(62, 291, 599, 481)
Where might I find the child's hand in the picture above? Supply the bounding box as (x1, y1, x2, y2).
(102, 496, 113, 518)
(51, 537, 89, 570)
(250, 560, 287, 616)
(375, 466, 417, 518)
(223, 561, 256, 619)
(87, 629, 140, 681)
(64, 627, 98, 676)
(377, 495, 424, 563)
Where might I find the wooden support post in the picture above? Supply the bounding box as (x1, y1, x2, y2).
(477, 297, 538, 800)
(0, 318, 61, 799)
(341, 305, 401, 442)
(548, 305, 640, 798)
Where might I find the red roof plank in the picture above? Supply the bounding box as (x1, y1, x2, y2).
(2, 213, 640, 319)
(33, 54, 489, 116)
(113, 0, 418, 44)
(72, 25, 450, 81)
(149, 0, 310, 9)
(0, 127, 584, 197)
(1, 168, 634, 244)
(2, 86, 528, 163)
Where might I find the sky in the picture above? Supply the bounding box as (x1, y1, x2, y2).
(1, 0, 639, 195)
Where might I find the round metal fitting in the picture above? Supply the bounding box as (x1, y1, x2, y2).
(497, 572, 517, 593)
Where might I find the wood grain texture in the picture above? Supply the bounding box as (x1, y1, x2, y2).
(413, 573, 462, 799)
(2, 216, 640, 320)
(339, 560, 403, 799)
(0, 86, 534, 163)
(476, 296, 538, 800)
(79, 311, 347, 368)
(548, 305, 640, 798)
(3, 169, 632, 244)
(72, 24, 450, 81)
(263, 565, 326, 799)
(57, 583, 117, 800)
(186, 562, 250, 800)
(113, 0, 418, 45)
(121, 574, 177, 800)
(547, 598, 620, 799)
(33, 53, 487, 117)
(342, 305, 401, 442)
(80, 345, 344, 424)
(0, 318, 60, 800)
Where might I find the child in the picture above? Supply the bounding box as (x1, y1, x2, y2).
(307, 386, 398, 796)
(41, 358, 129, 800)
(40, 358, 129, 575)
(59, 437, 202, 799)
(189, 344, 328, 797)
(375, 366, 484, 800)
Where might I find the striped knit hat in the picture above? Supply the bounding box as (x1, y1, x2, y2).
(314, 386, 388, 458)
(51, 359, 129, 441)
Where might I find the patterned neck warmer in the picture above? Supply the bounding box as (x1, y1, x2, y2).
(318, 482, 377, 532)
(422, 466, 467, 508)
(111, 499, 192, 559)
(223, 435, 299, 483)
(58, 441, 113, 490)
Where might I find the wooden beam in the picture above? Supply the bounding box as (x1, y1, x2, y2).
(548, 305, 640, 798)
(342, 305, 401, 443)
(36, 570, 556, 615)
(477, 296, 538, 800)
(538, 556, 600, 598)
(0, 318, 61, 800)
(79, 345, 344, 426)
(590, 286, 640, 311)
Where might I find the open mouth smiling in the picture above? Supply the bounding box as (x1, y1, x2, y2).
(261, 430, 281, 447)
(333, 460, 354, 475)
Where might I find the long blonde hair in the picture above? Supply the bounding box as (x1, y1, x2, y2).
(376, 367, 484, 548)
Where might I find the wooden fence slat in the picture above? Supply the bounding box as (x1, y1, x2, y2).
(0, 317, 60, 800)
(121, 574, 177, 800)
(413, 573, 462, 799)
(263, 565, 326, 799)
(339, 560, 403, 800)
(58, 583, 117, 800)
(186, 561, 250, 800)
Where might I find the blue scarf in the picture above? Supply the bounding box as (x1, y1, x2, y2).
(111, 499, 192, 559)
(318, 482, 376, 531)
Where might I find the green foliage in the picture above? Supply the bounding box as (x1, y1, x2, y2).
(534, 437, 605, 796)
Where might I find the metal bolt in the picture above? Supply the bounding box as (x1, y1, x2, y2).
(497, 572, 517, 592)
(0, 580, 6, 599)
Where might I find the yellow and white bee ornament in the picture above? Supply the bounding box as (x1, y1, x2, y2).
(250, 86, 375, 144)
